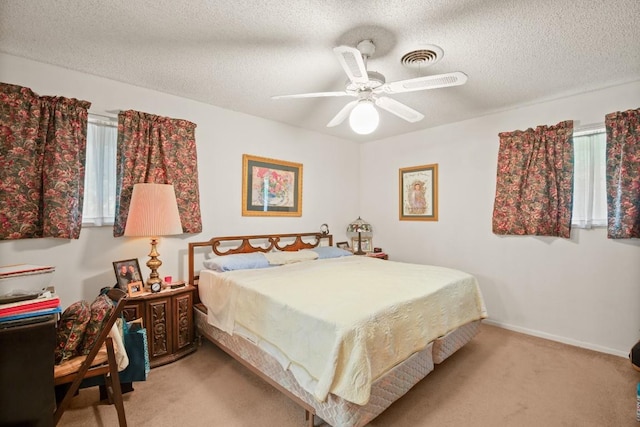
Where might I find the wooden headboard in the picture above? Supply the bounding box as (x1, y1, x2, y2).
(188, 232, 333, 288)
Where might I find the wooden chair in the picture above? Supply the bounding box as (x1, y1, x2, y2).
(54, 288, 128, 426)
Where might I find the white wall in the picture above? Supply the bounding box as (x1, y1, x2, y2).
(360, 81, 640, 356)
(0, 53, 360, 307)
(2, 52, 639, 357)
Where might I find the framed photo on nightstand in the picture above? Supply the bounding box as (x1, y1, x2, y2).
(113, 258, 142, 290)
(351, 237, 372, 253)
(126, 281, 144, 297)
(336, 241, 350, 250)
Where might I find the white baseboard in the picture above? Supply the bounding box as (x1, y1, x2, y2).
(482, 319, 628, 359)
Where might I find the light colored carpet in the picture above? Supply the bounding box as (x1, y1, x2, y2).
(58, 324, 639, 426)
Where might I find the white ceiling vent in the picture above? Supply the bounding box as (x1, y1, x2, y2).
(400, 45, 444, 69)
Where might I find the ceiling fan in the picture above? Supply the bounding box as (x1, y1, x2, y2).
(272, 39, 468, 134)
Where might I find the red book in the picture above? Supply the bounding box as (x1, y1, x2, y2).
(0, 296, 60, 317)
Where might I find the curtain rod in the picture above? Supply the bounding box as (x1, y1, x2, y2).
(574, 121, 605, 136)
(88, 113, 118, 128)
(88, 111, 119, 120)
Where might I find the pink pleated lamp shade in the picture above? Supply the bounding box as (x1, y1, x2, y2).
(124, 183, 183, 237)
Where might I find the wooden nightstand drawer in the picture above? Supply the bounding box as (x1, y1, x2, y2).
(123, 285, 196, 368)
(122, 300, 143, 323)
(173, 291, 193, 351)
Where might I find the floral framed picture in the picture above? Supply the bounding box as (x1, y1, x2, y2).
(399, 163, 438, 221)
(113, 258, 143, 290)
(242, 154, 302, 216)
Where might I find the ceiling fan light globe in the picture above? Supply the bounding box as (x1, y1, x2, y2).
(349, 101, 379, 135)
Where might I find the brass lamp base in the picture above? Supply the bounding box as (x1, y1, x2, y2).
(145, 238, 163, 290)
(354, 232, 365, 255)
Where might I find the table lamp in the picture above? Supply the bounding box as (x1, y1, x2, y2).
(124, 183, 183, 292)
(347, 216, 372, 255)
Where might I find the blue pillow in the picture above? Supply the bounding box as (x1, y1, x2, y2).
(310, 246, 353, 259)
(203, 252, 270, 272)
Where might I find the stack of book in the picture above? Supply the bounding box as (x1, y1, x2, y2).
(0, 292, 61, 325)
(0, 264, 60, 326)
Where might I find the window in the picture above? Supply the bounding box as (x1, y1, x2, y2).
(82, 116, 117, 226)
(571, 127, 607, 228)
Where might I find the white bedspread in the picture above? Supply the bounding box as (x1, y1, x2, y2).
(199, 256, 486, 405)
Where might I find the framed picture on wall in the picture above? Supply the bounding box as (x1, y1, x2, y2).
(242, 154, 303, 217)
(399, 163, 438, 221)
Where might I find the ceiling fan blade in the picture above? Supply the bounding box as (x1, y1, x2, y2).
(272, 91, 349, 100)
(380, 71, 468, 94)
(327, 100, 358, 127)
(333, 45, 369, 85)
(375, 97, 424, 123)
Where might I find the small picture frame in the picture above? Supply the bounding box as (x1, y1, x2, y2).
(351, 237, 372, 253)
(336, 241, 350, 250)
(113, 258, 143, 290)
(126, 281, 144, 297)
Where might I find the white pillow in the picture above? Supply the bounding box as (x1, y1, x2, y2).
(202, 252, 270, 272)
(310, 246, 353, 259)
(263, 250, 319, 265)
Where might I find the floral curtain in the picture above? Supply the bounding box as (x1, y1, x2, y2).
(113, 110, 202, 236)
(0, 83, 91, 240)
(605, 109, 640, 239)
(492, 120, 574, 238)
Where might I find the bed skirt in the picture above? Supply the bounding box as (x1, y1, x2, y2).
(433, 320, 481, 364)
(195, 306, 480, 427)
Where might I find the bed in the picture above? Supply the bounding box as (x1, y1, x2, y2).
(187, 232, 486, 427)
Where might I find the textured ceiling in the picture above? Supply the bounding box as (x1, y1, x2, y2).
(1, 0, 639, 142)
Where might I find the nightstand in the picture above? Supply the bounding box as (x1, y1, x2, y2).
(122, 285, 196, 368)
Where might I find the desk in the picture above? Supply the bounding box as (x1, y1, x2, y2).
(0, 315, 56, 427)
